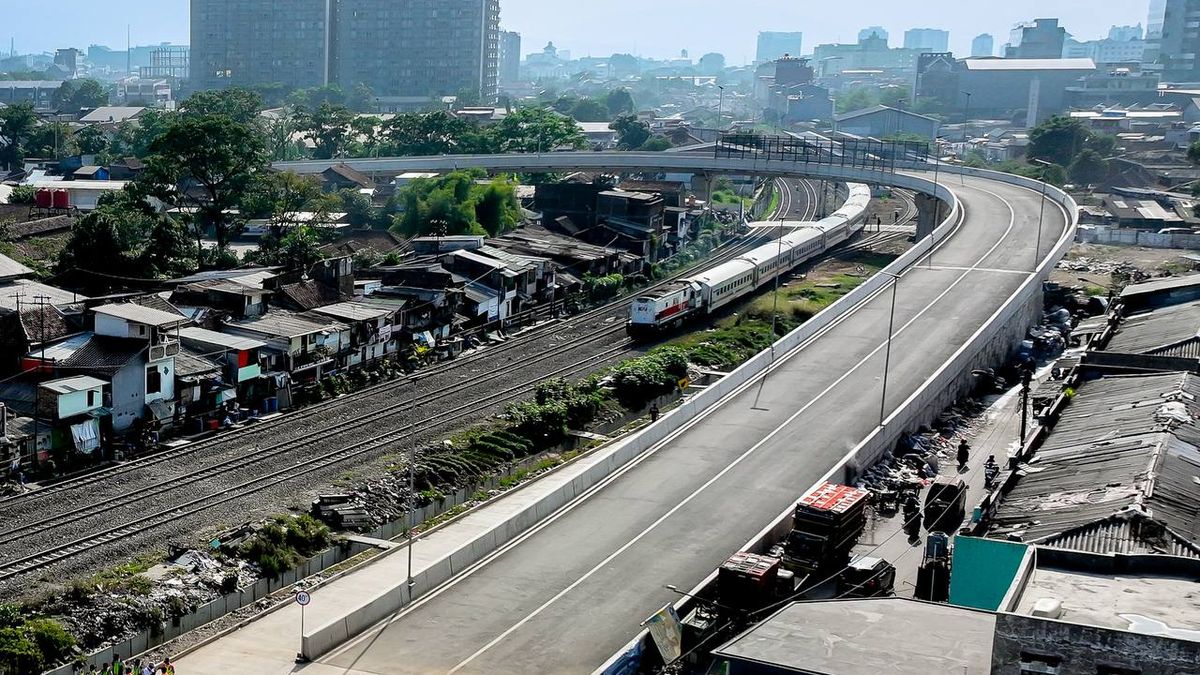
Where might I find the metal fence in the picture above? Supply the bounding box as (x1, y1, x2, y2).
(714, 134, 931, 173)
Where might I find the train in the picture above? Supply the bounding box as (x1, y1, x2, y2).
(628, 183, 871, 336)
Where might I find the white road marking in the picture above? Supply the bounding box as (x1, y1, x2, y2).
(444, 181, 1022, 674)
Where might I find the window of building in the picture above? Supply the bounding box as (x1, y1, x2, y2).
(1096, 666, 1140, 675)
(88, 390, 99, 407)
(1019, 652, 1062, 675)
(146, 366, 162, 395)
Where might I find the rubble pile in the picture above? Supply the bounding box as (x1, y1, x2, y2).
(34, 549, 259, 652)
(1056, 256, 1150, 282)
(854, 398, 990, 499)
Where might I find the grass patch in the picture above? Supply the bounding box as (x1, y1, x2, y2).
(240, 514, 332, 578)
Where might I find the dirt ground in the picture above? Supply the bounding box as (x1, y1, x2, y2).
(1052, 242, 1200, 293)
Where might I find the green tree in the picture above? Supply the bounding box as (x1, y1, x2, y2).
(57, 190, 157, 282)
(835, 87, 878, 114)
(336, 188, 375, 227)
(348, 83, 376, 112)
(569, 97, 610, 122)
(879, 86, 911, 109)
(107, 108, 176, 159)
(52, 79, 109, 111)
(381, 111, 489, 155)
(262, 107, 304, 161)
(138, 114, 269, 258)
(1068, 149, 1109, 186)
(73, 124, 109, 155)
(489, 106, 586, 153)
(7, 185, 36, 204)
(24, 122, 73, 158)
(180, 87, 264, 125)
(1038, 162, 1067, 187)
(604, 88, 636, 116)
(1085, 132, 1118, 158)
(474, 177, 522, 236)
(639, 136, 672, 151)
(296, 102, 356, 159)
(610, 114, 651, 150)
(1028, 115, 1089, 165)
(0, 102, 38, 170)
(1188, 141, 1200, 166)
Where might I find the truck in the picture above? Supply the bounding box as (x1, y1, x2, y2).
(781, 482, 870, 575)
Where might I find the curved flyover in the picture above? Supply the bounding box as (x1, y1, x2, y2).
(217, 154, 1074, 674)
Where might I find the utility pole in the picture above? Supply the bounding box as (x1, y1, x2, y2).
(1018, 362, 1033, 450)
(406, 383, 417, 595)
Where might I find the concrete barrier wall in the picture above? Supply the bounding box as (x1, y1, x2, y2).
(300, 173, 958, 660)
(597, 166, 1078, 675)
(1077, 226, 1200, 250)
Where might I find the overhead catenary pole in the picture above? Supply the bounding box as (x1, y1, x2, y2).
(753, 213, 788, 411)
(879, 273, 900, 426)
(1031, 158, 1052, 272)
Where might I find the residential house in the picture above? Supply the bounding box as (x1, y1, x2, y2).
(36, 375, 107, 454)
(107, 157, 146, 181)
(596, 190, 666, 262)
(177, 326, 271, 411)
(78, 106, 146, 124)
(72, 165, 111, 181)
(442, 249, 521, 320)
(172, 347, 226, 425)
(222, 310, 349, 382)
(171, 279, 272, 318)
(26, 302, 187, 434)
(309, 301, 397, 366)
(317, 164, 375, 194)
(476, 244, 555, 303)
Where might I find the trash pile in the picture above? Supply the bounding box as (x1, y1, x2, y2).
(852, 398, 990, 511)
(1056, 256, 1150, 282)
(33, 549, 260, 652)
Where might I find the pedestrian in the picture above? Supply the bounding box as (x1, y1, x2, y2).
(957, 439, 970, 472)
(142, 661, 155, 675)
(649, 403, 660, 422)
(111, 655, 123, 675)
(162, 656, 175, 675)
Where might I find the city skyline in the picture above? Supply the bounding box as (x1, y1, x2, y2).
(5, 0, 1146, 66)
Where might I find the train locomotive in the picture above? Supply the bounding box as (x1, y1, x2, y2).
(627, 183, 871, 336)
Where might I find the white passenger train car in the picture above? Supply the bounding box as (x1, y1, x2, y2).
(628, 183, 871, 336)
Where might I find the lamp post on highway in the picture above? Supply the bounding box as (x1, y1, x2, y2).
(927, 139, 941, 270)
(1031, 158, 1052, 272)
(879, 271, 901, 426)
(717, 85, 725, 132)
(753, 214, 789, 411)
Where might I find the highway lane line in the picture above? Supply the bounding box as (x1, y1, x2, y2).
(443, 184, 1022, 674)
(926, 265, 1029, 275)
(323, 265, 898, 664)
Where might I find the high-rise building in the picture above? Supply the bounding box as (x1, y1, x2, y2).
(191, 0, 334, 92)
(190, 0, 500, 103)
(756, 31, 804, 63)
(1145, 0, 1200, 83)
(971, 33, 994, 57)
(858, 26, 889, 44)
(903, 28, 949, 52)
(1109, 24, 1144, 42)
(1005, 19, 1066, 59)
(334, 0, 499, 104)
(499, 31, 521, 86)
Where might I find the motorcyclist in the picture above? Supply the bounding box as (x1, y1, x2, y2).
(984, 455, 1000, 488)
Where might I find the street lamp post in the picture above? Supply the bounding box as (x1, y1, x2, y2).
(717, 85, 725, 132)
(927, 140, 941, 269)
(1031, 158, 1052, 272)
(879, 272, 901, 426)
(961, 90, 972, 124)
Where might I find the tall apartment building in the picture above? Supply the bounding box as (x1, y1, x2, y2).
(190, 0, 499, 103)
(1005, 18, 1066, 59)
(971, 33, 994, 57)
(756, 31, 804, 63)
(190, 0, 334, 92)
(903, 28, 949, 52)
(499, 31, 521, 86)
(1145, 0, 1200, 83)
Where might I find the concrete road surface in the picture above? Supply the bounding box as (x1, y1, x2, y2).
(307, 175, 1067, 674)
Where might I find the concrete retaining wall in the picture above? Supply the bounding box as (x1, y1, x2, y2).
(299, 174, 958, 661)
(1077, 226, 1200, 250)
(597, 165, 1079, 675)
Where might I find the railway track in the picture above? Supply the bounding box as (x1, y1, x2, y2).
(0, 341, 636, 581)
(0, 180, 887, 583)
(0, 230, 765, 512)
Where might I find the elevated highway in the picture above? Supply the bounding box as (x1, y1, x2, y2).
(209, 153, 1073, 674)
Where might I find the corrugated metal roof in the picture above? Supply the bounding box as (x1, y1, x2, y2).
(0, 279, 88, 310)
(174, 348, 221, 378)
(990, 372, 1200, 554)
(226, 311, 347, 339)
(1106, 302, 1200, 355)
(0, 253, 34, 281)
(178, 326, 265, 351)
(310, 301, 391, 322)
(1120, 274, 1200, 299)
(93, 302, 187, 327)
(41, 375, 107, 394)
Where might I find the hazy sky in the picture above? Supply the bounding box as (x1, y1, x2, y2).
(4, 0, 1148, 64)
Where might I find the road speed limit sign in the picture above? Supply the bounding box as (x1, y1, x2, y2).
(296, 590, 311, 606)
